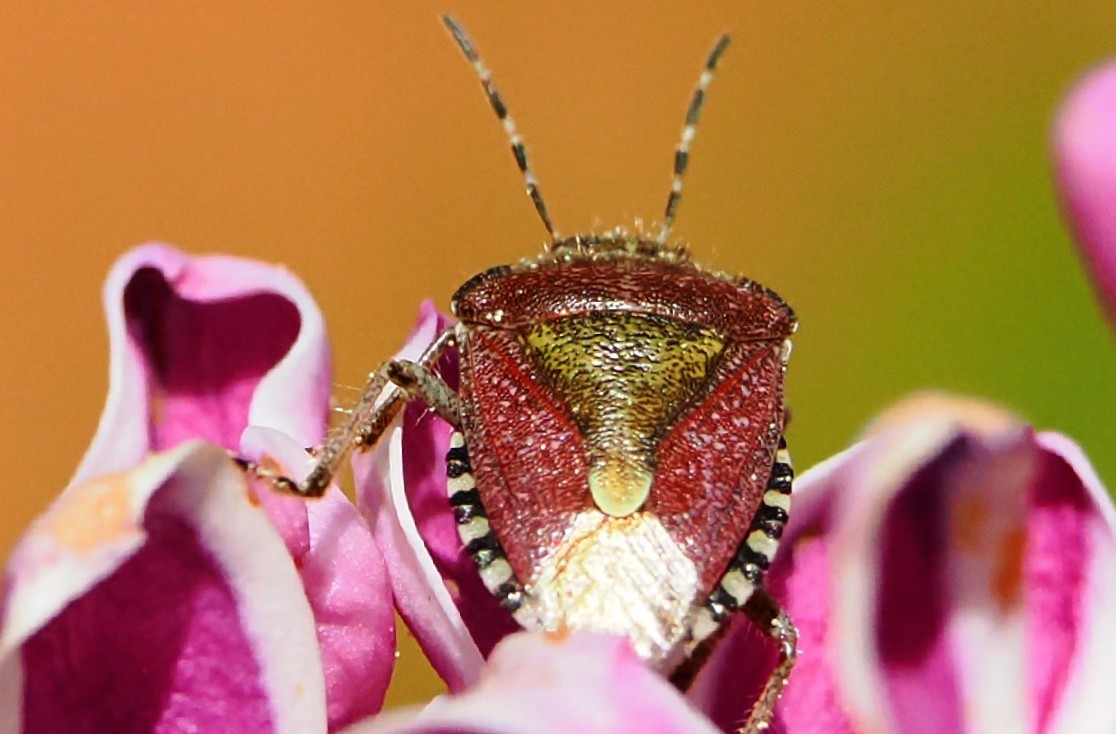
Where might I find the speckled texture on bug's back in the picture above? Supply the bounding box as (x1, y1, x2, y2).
(449, 244, 794, 666)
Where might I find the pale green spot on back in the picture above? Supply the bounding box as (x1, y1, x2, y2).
(522, 313, 726, 516)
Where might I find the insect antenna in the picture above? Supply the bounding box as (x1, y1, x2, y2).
(442, 15, 561, 244)
(657, 33, 731, 245)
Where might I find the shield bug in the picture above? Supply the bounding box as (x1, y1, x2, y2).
(262, 16, 798, 733)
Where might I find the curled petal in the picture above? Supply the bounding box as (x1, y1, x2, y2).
(354, 302, 497, 693)
(830, 398, 1034, 734)
(340, 631, 720, 734)
(242, 427, 395, 731)
(73, 244, 331, 486)
(835, 397, 1115, 733)
(397, 355, 520, 661)
(830, 397, 1116, 734)
(694, 395, 1116, 734)
(1030, 433, 1116, 734)
(1, 442, 326, 734)
(1054, 59, 1116, 324)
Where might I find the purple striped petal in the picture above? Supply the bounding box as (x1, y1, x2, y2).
(338, 631, 720, 734)
(73, 243, 331, 487)
(394, 307, 519, 661)
(0, 442, 327, 734)
(692, 396, 1116, 734)
(829, 398, 1116, 734)
(354, 302, 500, 693)
(1027, 433, 1116, 734)
(7, 246, 394, 732)
(1054, 59, 1116, 325)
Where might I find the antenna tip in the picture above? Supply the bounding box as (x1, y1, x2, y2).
(707, 34, 732, 69)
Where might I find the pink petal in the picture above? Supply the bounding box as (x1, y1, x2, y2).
(1054, 59, 1116, 324)
(397, 342, 520, 662)
(693, 395, 1116, 734)
(354, 302, 491, 693)
(0, 442, 326, 734)
(339, 631, 720, 734)
(833, 398, 1116, 733)
(242, 427, 396, 731)
(1029, 433, 1116, 734)
(73, 244, 332, 487)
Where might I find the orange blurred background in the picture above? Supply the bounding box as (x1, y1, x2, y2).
(2, 1, 1115, 709)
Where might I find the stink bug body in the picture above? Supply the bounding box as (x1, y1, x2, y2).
(266, 16, 798, 733)
(449, 240, 796, 675)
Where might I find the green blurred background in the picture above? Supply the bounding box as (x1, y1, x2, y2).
(1, 1, 1114, 710)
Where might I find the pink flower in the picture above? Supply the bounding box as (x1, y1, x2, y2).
(1055, 59, 1116, 326)
(361, 310, 1116, 734)
(1, 245, 394, 733)
(5, 56, 1116, 734)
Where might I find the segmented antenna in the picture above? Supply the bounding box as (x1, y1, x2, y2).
(443, 15, 560, 242)
(657, 34, 731, 245)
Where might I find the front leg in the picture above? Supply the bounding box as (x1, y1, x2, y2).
(383, 359, 461, 429)
(738, 588, 798, 733)
(241, 328, 459, 497)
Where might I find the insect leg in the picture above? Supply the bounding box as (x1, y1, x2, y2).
(381, 359, 461, 428)
(245, 328, 458, 498)
(737, 588, 798, 734)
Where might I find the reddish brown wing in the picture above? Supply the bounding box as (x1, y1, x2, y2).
(457, 326, 589, 584)
(650, 339, 786, 592)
